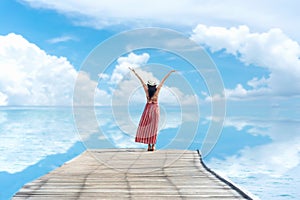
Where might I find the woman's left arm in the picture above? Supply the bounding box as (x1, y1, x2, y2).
(157, 70, 176, 90)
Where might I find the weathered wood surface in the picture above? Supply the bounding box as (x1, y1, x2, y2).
(13, 149, 253, 199)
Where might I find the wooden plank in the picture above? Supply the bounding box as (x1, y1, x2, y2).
(13, 149, 254, 199)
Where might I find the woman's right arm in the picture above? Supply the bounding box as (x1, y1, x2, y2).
(129, 67, 148, 92)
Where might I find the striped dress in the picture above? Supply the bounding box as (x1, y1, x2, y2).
(135, 102, 160, 144)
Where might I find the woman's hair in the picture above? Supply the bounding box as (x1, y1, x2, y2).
(147, 84, 157, 99)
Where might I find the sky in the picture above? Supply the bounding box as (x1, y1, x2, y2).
(1, 2, 300, 198)
(1, 0, 300, 116)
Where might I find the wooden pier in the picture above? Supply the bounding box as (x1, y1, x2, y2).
(13, 149, 254, 199)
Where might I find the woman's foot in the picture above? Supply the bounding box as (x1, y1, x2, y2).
(147, 144, 151, 151)
(151, 145, 155, 151)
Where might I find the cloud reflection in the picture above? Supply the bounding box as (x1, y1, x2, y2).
(0, 107, 80, 173)
(206, 116, 300, 199)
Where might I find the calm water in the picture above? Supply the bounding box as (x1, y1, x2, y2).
(0, 106, 299, 199)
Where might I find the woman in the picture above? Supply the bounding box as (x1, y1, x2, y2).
(129, 67, 176, 151)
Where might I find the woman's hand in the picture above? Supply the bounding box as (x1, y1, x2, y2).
(128, 67, 135, 72)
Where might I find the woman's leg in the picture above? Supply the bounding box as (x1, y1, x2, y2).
(148, 144, 151, 151)
(152, 144, 155, 151)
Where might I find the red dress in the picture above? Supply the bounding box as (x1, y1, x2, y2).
(135, 102, 160, 144)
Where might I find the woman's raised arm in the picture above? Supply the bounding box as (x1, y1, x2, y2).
(157, 70, 176, 89)
(129, 67, 147, 91)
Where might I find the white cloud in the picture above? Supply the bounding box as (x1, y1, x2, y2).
(0, 33, 110, 106)
(94, 89, 111, 106)
(73, 71, 111, 106)
(247, 77, 268, 89)
(224, 117, 267, 133)
(47, 35, 77, 44)
(0, 33, 77, 106)
(110, 52, 150, 84)
(98, 73, 109, 80)
(224, 84, 270, 100)
(191, 24, 300, 99)
(20, 0, 300, 41)
(0, 92, 8, 106)
(204, 93, 225, 102)
(161, 86, 198, 106)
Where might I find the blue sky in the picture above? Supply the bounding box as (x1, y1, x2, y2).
(1, 0, 299, 159)
(0, 0, 113, 68)
(1, 2, 300, 198)
(0, 0, 300, 115)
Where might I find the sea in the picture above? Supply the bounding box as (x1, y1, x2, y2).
(0, 106, 299, 199)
